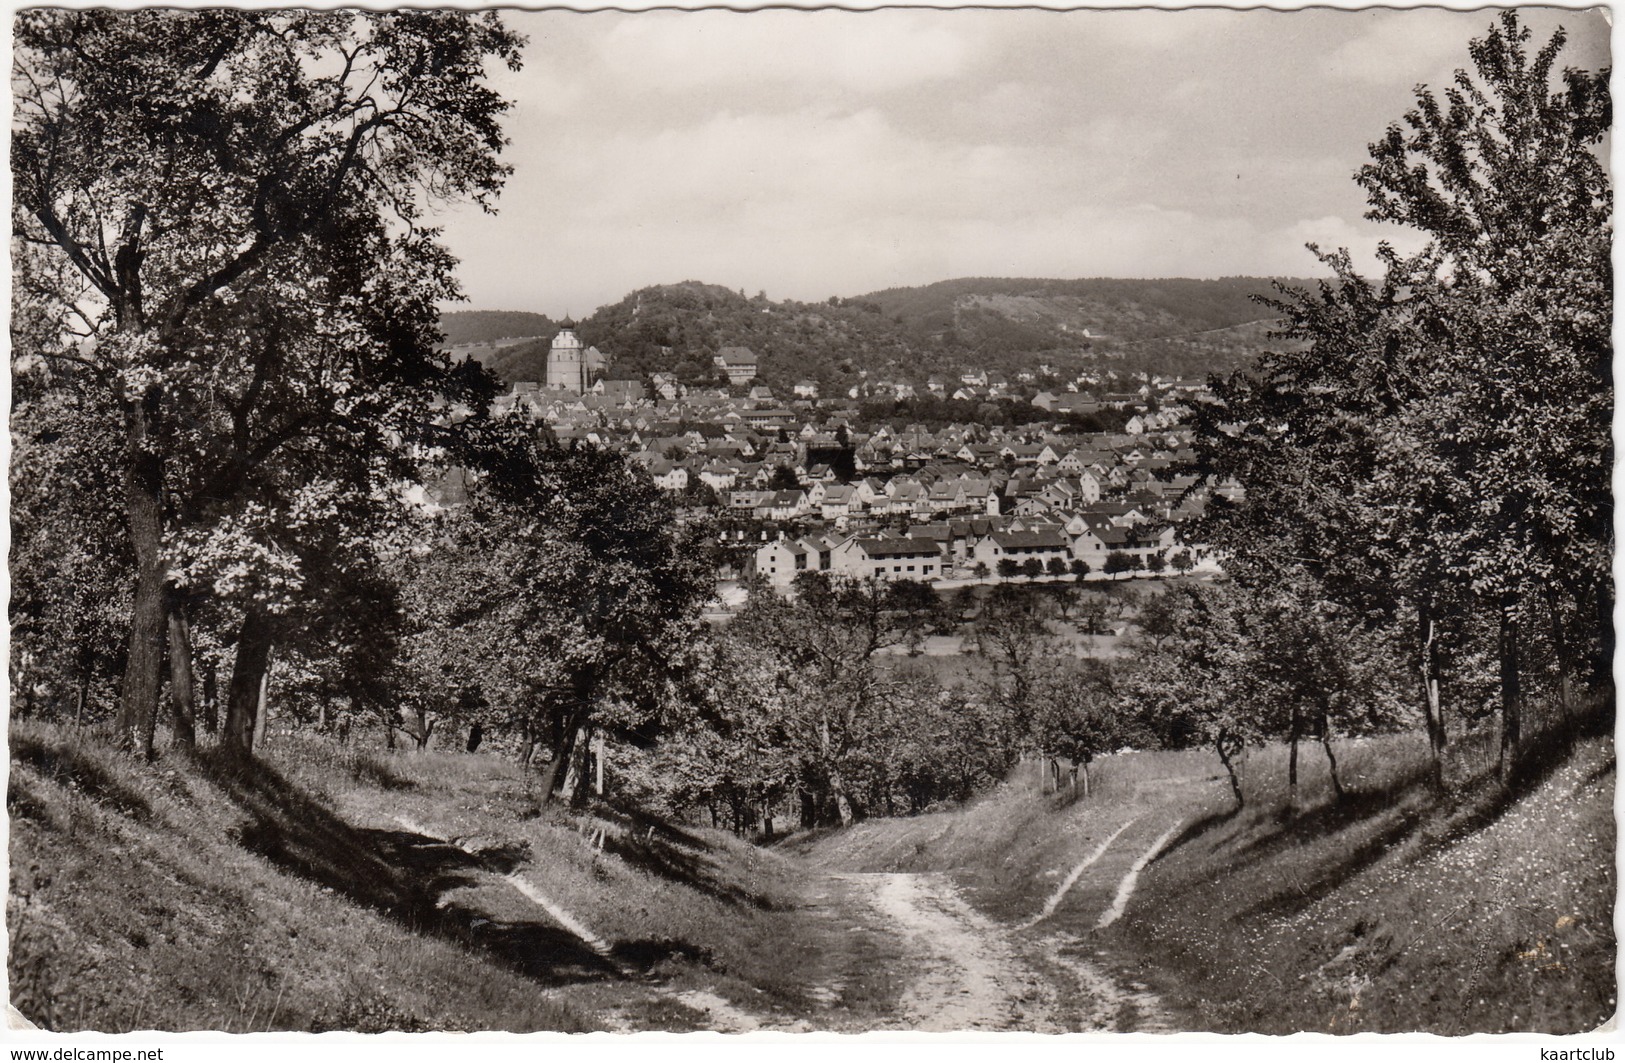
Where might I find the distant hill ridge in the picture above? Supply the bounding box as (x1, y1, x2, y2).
(443, 276, 1318, 388)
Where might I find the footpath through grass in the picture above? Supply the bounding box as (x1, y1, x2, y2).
(790, 726, 1616, 1034)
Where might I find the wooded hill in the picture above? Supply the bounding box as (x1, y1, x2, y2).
(441, 276, 1314, 390)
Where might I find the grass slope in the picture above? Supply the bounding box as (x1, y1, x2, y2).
(790, 728, 1616, 1034)
(7, 724, 909, 1033)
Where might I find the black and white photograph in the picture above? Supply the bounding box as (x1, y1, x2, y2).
(6, 2, 1615, 1048)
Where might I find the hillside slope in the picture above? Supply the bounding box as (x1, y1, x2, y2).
(789, 730, 1616, 1034)
(440, 276, 1315, 390)
(4, 725, 951, 1032)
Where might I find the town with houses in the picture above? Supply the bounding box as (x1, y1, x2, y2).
(464, 326, 1234, 592)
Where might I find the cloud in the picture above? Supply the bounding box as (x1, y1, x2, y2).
(1324, 10, 1482, 86)
(1277, 215, 1432, 274)
(439, 8, 1600, 315)
(597, 11, 976, 96)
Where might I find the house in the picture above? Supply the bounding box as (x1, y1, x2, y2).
(650, 373, 682, 401)
(819, 484, 861, 522)
(754, 534, 842, 587)
(794, 380, 820, 399)
(593, 379, 645, 405)
(830, 535, 946, 582)
(970, 529, 1073, 573)
(1051, 393, 1102, 417)
(700, 464, 741, 491)
(647, 459, 689, 493)
(755, 490, 807, 521)
(728, 488, 771, 513)
(715, 346, 760, 385)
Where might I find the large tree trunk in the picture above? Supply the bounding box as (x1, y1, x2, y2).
(117, 393, 168, 760)
(1320, 721, 1345, 800)
(74, 657, 91, 728)
(519, 716, 536, 768)
(559, 723, 592, 806)
(1499, 596, 1522, 778)
(166, 605, 197, 749)
(828, 766, 855, 826)
(224, 609, 274, 754)
(1589, 578, 1615, 693)
(1417, 605, 1447, 792)
(538, 705, 589, 801)
(1545, 586, 1575, 722)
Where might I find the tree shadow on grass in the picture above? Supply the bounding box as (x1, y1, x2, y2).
(1226, 730, 1599, 923)
(593, 802, 786, 911)
(11, 734, 155, 823)
(192, 749, 634, 991)
(1157, 805, 1244, 859)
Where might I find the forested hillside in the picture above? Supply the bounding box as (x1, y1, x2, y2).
(444, 276, 1311, 389)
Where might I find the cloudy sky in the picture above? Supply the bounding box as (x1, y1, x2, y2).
(434, 6, 1611, 317)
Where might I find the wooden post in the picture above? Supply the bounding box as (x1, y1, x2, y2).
(592, 732, 605, 796)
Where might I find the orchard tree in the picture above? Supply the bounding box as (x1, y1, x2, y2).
(1103, 551, 1134, 581)
(974, 585, 1061, 744)
(1196, 12, 1609, 781)
(13, 10, 523, 756)
(403, 429, 713, 803)
(1120, 582, 1257, 806)
(1030, 660, 1126, 798)
(727, 573, 911, 825)
(1358, 10, 1611, 769)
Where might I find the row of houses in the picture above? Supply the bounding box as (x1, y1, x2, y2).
(750, 507, 1186, 589)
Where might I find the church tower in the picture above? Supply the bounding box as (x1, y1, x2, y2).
(545, 323, 587, 392)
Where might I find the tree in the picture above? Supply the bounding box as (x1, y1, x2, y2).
(887, 579, 944, 656)
(9, 369, 131, 729)
(1031, 660, 1128, 797)
(1046, 556, 1068, 577)
(402, 433, 713, 802)
(726, 574, 911, 825)
(13, 10, 524, 757)
(974, 585, 1060, 745)
(1120, 582, 1256, 806)
(1020, 558, 1044, 579)
(767, 464, 801, 491)
(1070, 559, 1090, 578)
(997, 558, 1020, 580)
(1356, 12, 1611, 771)
(1195, 12, 1610, 783)
(1104, 551, 1134, 581)
(1170, 549, 1195, 574)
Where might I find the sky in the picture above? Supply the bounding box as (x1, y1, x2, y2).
(433, 5, 1612, 318)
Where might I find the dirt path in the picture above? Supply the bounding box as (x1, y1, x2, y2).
(388, 805, 1179, 1032)
(846, 871, 1062, 1031)
(835, 866, 1177, 1032)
